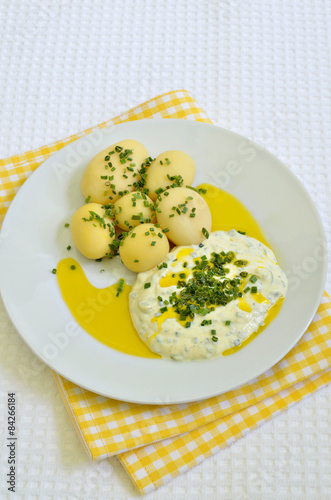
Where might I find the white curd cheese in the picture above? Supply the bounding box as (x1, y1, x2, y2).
(129, 230, 288, 361)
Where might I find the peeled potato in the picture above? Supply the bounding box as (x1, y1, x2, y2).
(145, 150, 195, 200)
(119, 223, 170, 272)
(113, 191, 155, 231)
(71, 203, 115, 259)
(81, 140, 149, 205)
(155, 187, 212, 246)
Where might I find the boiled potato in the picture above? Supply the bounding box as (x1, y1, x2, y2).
(113, 191, 155, 231)
(71, 203, 115, 259)
(145, 150, 195, 200)
(81, 140, 149, 205)
(119, 223, 170, 272)
(155, 187, 212, 246)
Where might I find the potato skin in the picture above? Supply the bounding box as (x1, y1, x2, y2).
(119, 223, 170, 272)
(81, 140, 149, 205)
(145, 150, 195, 200)
(113, 191, 155, 231)
(155, 187, 212, 246)
(71, 203, 115, 259)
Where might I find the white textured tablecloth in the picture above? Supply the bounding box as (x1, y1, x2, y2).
(0, 1, 330, 498)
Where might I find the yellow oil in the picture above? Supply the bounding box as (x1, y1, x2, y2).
(198, 183, 269, 247)
(56, 258, 159, 358)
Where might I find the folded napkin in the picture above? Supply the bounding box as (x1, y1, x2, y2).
(1, 90, 330, 494)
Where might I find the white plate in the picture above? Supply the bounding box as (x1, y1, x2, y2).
(0, 120, 327, 404)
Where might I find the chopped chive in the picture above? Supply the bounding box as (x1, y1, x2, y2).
(51, 268, 57, 274)
(250, 275, 257, 283)
(185, 322, 191, 328)
(151, 241, 156, 246)
(234, 260, 248, 266)
(144, 282, 151, 289)
(226, 251, 235, 261)
(251, 286, 258, 293)
(116, 278, 125, 296)
(70, 265, 76, 270)
(225, 320, 231, 325)
(85, 195, 91, 203)
(198, 307, 209, 316)
(64, 223, 69, 228)
(66, 245, 71, 250)
(160, 306, 168, 313)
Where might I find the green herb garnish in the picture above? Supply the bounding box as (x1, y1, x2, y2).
(116, 278, 125, 296)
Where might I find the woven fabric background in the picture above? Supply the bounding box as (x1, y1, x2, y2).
(0, 1, 330, 499)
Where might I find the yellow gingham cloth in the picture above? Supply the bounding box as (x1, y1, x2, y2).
(1, 90, 330, 494)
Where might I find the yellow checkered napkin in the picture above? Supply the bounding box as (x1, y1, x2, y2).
(1, 91, 330, 494)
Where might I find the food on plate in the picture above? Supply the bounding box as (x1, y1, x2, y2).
(130, 230, 288, 360)
(70, 203, 115, 259)
(113, 191, 155, 230)
(145, 150, 195, 200)
(58, 134, 287, 361)
(119, 223, 170, 272)
(155, 186, 212, 245)
(81, 139, 149, 205)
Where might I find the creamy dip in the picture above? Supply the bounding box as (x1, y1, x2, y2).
(129, 230, 288, 360)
